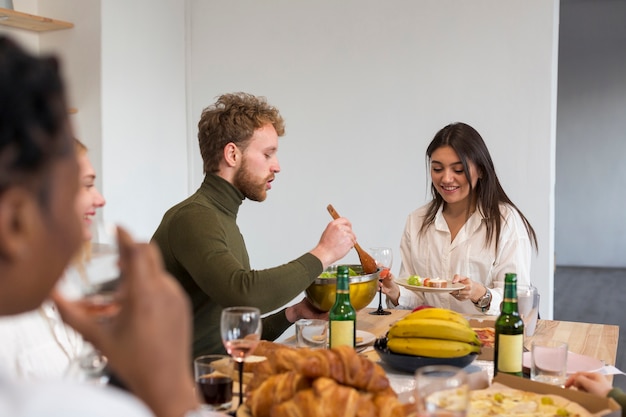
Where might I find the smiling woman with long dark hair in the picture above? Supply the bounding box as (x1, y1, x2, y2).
(381, 122, 537, 315)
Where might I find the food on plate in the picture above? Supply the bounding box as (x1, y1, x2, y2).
(469, 385, 592, 417)
(411, 305, 434, 313)
(422, 277, 448, 288)
(386, 308, 481, 358)
(407, 275, 422, 286)
(473, 327, 496, 348)
(245, 342, 415, 417)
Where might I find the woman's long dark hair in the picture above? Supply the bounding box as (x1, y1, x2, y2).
(420, 122, 538, 253)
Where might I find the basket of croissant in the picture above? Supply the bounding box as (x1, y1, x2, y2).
(239, 341, 417, 417)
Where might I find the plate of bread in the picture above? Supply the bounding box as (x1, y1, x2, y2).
(395, 277, 464, 293)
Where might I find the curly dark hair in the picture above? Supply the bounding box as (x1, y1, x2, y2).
(197, 92, 285, 174)
(0, 36, 72, 207)
(421, 122, 538, 253)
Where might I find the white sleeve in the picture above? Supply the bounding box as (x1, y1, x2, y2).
(0, 379, 154, 417)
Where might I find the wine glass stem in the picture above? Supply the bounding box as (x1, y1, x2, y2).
(378, 287, 383, 310)
(238, 361, 244, 407)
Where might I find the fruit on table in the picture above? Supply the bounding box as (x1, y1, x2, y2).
(387, 337, 480, 358)
(407, 275, 422, 285)
(386, 307, 480, 358)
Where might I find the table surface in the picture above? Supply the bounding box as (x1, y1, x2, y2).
(356, 307, 619, 376)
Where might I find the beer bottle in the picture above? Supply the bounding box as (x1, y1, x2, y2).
(329, 265, 356, 348)
(494, 273, 524, 376)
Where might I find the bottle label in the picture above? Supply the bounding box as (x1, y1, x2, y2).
(329, 320, 355, 348)
(497, 334, 523, 373)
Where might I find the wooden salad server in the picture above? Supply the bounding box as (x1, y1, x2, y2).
(326, 204, 378, 274)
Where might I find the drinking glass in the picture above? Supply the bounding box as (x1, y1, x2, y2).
(415, 365, 469, 417)
(517, 284, 540, 337)
(59, 220, 122, 317)
(369, 247, 392, 315)
(220, 306, 262, 410)
(58, 220, 122, 384)
(194, 355, 234, 411)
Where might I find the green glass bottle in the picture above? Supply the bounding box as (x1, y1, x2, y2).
(329, 265, 356, 348)
(494, 273, 525, 376)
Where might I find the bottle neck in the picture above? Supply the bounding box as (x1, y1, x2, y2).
(501, 283, 518, 314)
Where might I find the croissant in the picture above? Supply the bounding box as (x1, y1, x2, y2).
(248, 343, 389, 394)
(298, 346, 389, 393)
(247, 371, 311, 417)
(270, 377, 377, 417)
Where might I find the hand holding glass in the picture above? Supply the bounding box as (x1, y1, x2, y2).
(369, 247, 392, 315)
(59, 220, 122, 317)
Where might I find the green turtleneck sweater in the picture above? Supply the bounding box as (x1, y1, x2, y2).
(151, 174, 323, 357)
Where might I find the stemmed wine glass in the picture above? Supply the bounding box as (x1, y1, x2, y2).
(220, 306, 262, 412)
(60, 220, 122, 384)
(369, 247, 393, 316)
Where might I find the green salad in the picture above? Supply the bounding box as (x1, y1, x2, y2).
(319, 268, 359, 278)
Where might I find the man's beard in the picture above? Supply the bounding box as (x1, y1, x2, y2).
(233, 159, 270, 202)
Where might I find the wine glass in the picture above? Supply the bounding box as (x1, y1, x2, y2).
(58, 220, 121, 384)
(369, 247, 393, 315)
(220, 306, 262, 411)
(60, 220, 122, 316)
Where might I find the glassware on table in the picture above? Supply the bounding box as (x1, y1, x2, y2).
(530, 340, 568, 387)
(194, 354, 234, 411)
(220, 306, 262, 411)
(415, 365, 469, 417)
(368, 247, 393, 315)
(517, 284, 540, 337)
(295, 319, 328, 348)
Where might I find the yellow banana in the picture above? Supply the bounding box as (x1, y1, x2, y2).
(403, 307, 470, 328)
(387, 337, 480, 358)
(388, 318, 480, 345)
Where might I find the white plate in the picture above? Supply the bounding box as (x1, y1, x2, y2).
(395, 277, 465, 293)
(356, 330, 376, 347)
(523, 351, 604, 374)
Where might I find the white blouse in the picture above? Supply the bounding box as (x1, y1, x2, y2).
(0, 270, 85, 380)
(391, 203, 533, 315)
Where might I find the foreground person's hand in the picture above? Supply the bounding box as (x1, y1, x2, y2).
(52, 227, 200, 417)
(565, 372, 613, 398)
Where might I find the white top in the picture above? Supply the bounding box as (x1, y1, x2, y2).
(0, 372, 153, 417)
(392, 203, 532, 315)
(0, 270, 85, 380)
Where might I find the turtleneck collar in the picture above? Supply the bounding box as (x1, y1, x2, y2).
(200, 173, 245, 216)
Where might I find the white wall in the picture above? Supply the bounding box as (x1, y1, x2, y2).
(556, 0, 626, 268)
(100, 0, 189, 240)
(188, 0, 559, 318)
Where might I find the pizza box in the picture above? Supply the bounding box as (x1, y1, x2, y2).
(493, 373, 621, 417)
(469, 317, 495, 361)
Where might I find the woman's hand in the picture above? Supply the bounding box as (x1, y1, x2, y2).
(451, 274, 486, 302)
(565, 372, 613, 397)
(379, 269, 400, 306)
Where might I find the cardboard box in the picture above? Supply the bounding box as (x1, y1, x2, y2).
(469, 317, 495, 361)
(493, 373, 621, 417)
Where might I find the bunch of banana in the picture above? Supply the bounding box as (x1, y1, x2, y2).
(386, 307, 481, 358)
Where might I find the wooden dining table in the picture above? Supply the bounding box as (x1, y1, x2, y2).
(356, 307, 620, 382)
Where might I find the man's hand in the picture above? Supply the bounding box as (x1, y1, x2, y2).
(310, 218, 356, 269)
(286, 297, 329, 323)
